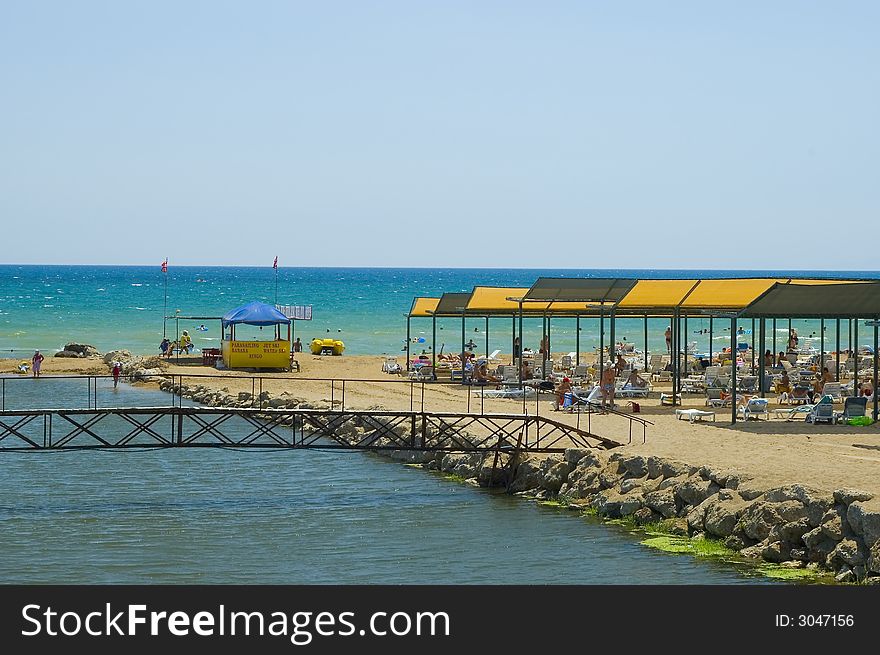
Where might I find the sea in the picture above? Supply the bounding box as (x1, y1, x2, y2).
(0, 266, 872, 584)
(1, 265, 877, 359)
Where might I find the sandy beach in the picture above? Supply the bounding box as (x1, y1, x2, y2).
(5, 353, 879, 500)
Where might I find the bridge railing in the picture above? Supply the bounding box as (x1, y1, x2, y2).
(0, 406, 621, 452)
(0, 372, 651, 444)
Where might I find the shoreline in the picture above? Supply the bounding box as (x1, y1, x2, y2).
(4, 350, 880, 583)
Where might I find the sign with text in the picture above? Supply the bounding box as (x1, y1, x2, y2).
(277, 305, 312, 321)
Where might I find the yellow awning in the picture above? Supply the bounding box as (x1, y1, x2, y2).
(409, 297, 440, 317)
(617, 279, 700, 309)
(465, 286, 593, 314)
(466, 287, 530, 313)
(680, 278, 785, 309)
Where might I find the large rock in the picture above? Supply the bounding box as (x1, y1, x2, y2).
(847, 501, 880, 548)
(644, 489, 678, 519)
(703, 497, 751, 538)
(612, 454, 648, 478)
(761, 540, 791, 563)
(827, 539, 866, 570)
(508, 458, 544, 493)
(103, 349, 133, 365)
(867, 541, 880, 574)
(834, 488, 874, 505)
(541, 459, 571, 494)
(675, 477, 720, 507)
(736, 500, 807, 542)
(60, 343, 100, 358)
(768, 518, 812, 545)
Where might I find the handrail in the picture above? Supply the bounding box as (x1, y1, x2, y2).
(0, 372, 651, 444)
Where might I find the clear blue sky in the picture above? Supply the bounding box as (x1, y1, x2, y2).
(2, 1, 877, 268)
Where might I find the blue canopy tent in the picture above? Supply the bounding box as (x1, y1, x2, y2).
(221, 301, 292, 369)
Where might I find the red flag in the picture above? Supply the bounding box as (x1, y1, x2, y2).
(273, 256, 278, 269)
(161, 258, 168, 273)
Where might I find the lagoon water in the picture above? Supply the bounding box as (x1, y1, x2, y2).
(1, 265, 876, 358)
(0, 379, 773, 584)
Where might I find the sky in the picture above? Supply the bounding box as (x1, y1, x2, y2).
(1, 1, 877, 268)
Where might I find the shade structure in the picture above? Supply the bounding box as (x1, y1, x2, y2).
(409, 297, 440, 318)
(431, 292, 474, 316)
(522, 277, 638, 303)
(616, 279, 700, 309)
(740, 282, 880, 319)
(465, 286, 588, 315)
(221, 301, 291, 328)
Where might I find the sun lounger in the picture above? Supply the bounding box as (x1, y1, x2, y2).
(806, 396, 835, 424)
(473, 387, 536, 399)
(737, 397, 769, 420)
(676, 409, 716, 423)
(835, 396, 868, 424)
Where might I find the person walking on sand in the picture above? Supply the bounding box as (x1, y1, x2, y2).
(600, 365, 616, 411)
(665, 326, 672, 353)
(112, 361, 121, 388)
(31, 350, 44, 377)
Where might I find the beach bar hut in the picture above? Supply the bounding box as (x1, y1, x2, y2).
(221, 301, 291, 369)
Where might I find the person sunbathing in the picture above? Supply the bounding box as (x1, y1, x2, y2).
(622, 369, 647, 390)
(554, 377, 573, 410)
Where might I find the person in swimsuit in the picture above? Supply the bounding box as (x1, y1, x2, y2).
(31, 350, 44, 378)
(600, 366, 616, 410)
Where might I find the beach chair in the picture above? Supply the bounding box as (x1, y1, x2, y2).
(738, 397, 769, 421)
(559, 355, 573, 372)
(382, 357, 402, 374)
(705, 387, 731, 408)
(738, 376, 757, 393)
(835, 396, 868, 424)
(408, 365, 434, 381)
(789, 385, 810, 404)
(486, 349, 502, 364)
(820, 381, 843, 403)
(806, 396, 835, 424)
(571, 364, 590, 384)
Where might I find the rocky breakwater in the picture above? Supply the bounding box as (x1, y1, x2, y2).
(150, 380, 880, 582)
(501, 449, 880, 583)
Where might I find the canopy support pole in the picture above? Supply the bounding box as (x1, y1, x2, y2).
(485, 316, 489, 360)
(599, 306, 605, 377)
(836, 318, 841, 381)
(709, 316, 713, 363)
(511, 315, 516, 367)
(731, 316, 737, 424)
(518, 301, 524, 385)
(820, 318, 825, 383)
(758, 318, 766, 398)
(609, 308, 616, 372)
(751, 318, 756, 372)
(460, 311, 466, 386)
(873, 318, 878, 421)
(854, 319, 859, 398)
(671, 309, 679, 407)
(683, 313, 688, 378)
(432, 315, 437, 373)
(644, 314, 649, 371)
(576, 315, 580, 366)
(406, 317, 411, 371)
(772, 318, 776, 363)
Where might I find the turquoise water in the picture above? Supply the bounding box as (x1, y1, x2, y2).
(1, 265, 876, 358)
(0, 381, 774, 584)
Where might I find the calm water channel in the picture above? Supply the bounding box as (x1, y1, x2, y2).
(0, 377, 775, 584)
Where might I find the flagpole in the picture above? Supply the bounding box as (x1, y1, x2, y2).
(162, 258, 168, 338)
(274, 256, 278, 305)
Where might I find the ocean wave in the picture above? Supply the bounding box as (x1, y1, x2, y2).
(131, 283, 142, 287)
